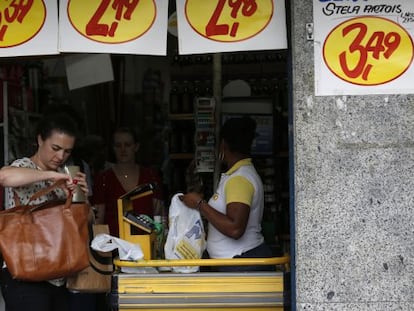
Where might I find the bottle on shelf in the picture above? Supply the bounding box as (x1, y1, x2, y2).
(181, 80, 193, 114)
(169, 80, 181, 114)
(169, 123, 181, 154)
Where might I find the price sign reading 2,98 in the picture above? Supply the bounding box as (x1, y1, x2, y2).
(0, 0, 46, 48)
(185, 0, 273, 42)
(67, 0, 156, 44)
(323, 16, 414, 86)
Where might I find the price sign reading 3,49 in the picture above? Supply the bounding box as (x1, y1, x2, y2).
(185, 0, 273, 42)
(67, 0, 156, 44)
(324, 16, 414, 86)
(0, 0, 46, 48)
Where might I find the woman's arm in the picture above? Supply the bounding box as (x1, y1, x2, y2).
(0, 166, 71, 187)
(180, 192, 250, 240)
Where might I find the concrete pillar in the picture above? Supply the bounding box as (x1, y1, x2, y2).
(291, 1, 414, 310)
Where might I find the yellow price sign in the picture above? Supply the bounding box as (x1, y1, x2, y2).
(0, 0, 46, 48)
(185, 0, 273, 42)
(324, 16, 414, 86)
(67, 0, 156, 44)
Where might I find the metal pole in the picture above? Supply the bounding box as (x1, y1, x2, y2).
(3, 81, 9, 166)
(212, 53, 222, 189)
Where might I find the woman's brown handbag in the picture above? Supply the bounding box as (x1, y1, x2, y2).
(0, 181, 90, 282)
(66, 224, 113, 293)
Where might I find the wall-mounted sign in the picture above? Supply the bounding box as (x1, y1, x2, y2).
(176, 0, 287, 54)
(59, 0, 169, 55)
(314, 0, 414, 96)
(0, 0, 58, 57)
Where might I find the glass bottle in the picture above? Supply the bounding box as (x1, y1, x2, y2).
(181, 80, 193, 114)
(169, 80, 181, 114)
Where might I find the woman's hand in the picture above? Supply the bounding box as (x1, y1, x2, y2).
(72, 171, 89, 198)
(179, 192, 203, 210)
(47, 171, 72, 184)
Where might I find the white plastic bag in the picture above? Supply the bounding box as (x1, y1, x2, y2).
(91, 233, 144, 261)
(164, 193, 206, 273)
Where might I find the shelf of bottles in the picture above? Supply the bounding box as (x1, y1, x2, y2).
(194, 97, 215, 173)
(167, 49, 290, 249)
(0, 61, 45, 165)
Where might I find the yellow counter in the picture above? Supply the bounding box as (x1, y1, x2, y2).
(110, 257, 289, 311)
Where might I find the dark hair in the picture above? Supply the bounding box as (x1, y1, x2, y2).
(112, 127, 140, 145)
(35, 113, 79, 141)
(220, 116, 257, 155)
(42, 103, 85, 134)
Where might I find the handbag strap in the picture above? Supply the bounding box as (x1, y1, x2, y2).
(88, 224, 113, 274)
(29, 179, 71, 203)
(13, 189, 22, 207)
(11, 180, 64, 207)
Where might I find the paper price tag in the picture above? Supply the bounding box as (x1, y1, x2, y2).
(67, 0, 156, 44)
(185, 0, 273, 42)
(323, 16, 414, 86)
(0, 0, 46, 48)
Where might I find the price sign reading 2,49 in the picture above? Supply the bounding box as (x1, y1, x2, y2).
(324, 16, 414, 86)
(67, 0, 156, 44)
(185, 0, 273, 42)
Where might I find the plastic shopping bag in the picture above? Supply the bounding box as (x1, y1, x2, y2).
(91, 233, 144, 261)
(164, 193, 206, 273)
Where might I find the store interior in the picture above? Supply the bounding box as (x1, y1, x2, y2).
(0, 14, 290, 258)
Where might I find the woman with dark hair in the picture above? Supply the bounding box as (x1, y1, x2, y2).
(180, 116, 273, 271)
(92, 127, 164, 236)
(0, 112, 89, 311)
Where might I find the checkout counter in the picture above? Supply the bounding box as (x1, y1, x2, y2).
(110, 184, 290, 310)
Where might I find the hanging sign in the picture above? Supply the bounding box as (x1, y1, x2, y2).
(0, 0, 58, 57)
(59, 0, 169, 55)
(176, 0, 287, 55)
(314, 0, 414, 96)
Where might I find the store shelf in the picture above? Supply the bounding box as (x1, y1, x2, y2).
(276, 151, 289, 157)
(9, 107, 41, 118)
(281, 192, 289, 199)
(166, 43, 290, 243)
(2, 79, 41, 166)
(168, 113, 194, 120)
(169, 153, 194, 160)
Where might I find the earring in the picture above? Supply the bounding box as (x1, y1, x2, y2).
(219, 151, 224, 161)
